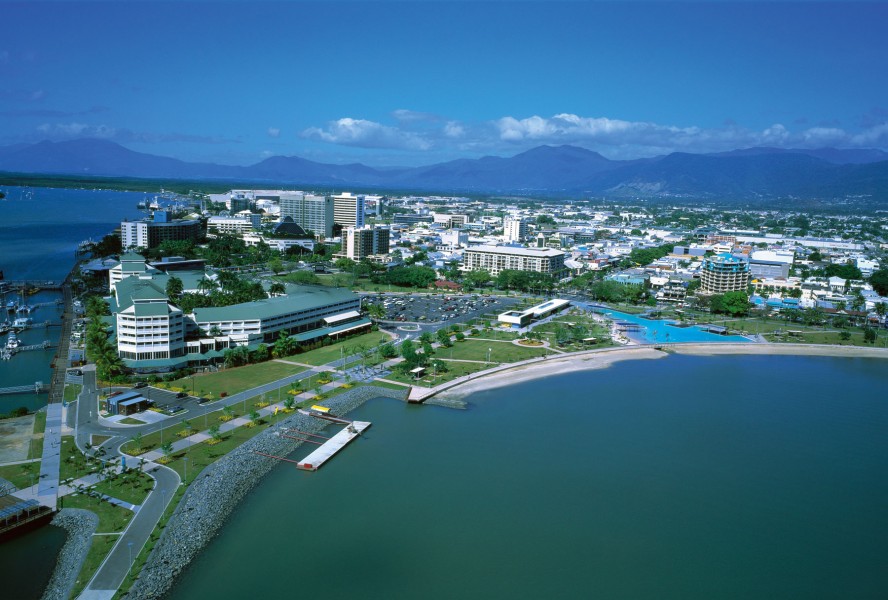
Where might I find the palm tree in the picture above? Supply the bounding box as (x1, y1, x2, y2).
(249, 410, 261, 427)
(283, 397, 296, 411)
(269, 282, 286, 297)
(160, 441, 174, 461)
(197, 277, 219, 296)
(208, 424, 222, 442)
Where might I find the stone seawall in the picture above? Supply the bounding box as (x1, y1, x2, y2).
(41, 509, 98, 600)
(127, 386, 407, 600)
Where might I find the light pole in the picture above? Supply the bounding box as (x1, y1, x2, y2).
(128, 541, 134, 567)
(183, 456, 189, 485)
(487, 347, 491, 364)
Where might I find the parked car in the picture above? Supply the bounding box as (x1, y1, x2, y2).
(134, 382, 148, 389)
(176, 391, 189, 398)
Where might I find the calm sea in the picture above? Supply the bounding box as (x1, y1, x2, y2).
(0, 186, 145, 413)
(167, 354, 888, 600)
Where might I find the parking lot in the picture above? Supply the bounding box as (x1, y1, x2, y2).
(364, 293, 520, 330)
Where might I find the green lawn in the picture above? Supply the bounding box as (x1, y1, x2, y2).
(60, 435, 110, 482)
(64, 383, 82, 403)
(441, 339, 549, 363)
(368, 380, 410, 391)
(60, 493, 134, 532)
(384, 359, 489, 386)
(91, 470, 154, 505)
(0, 461, 40, 490)
(118, 417, 145, 425)
(33, 410, 47, 434)
(27, 437, 44, 461)
(165, 360, 306, 398)
(284, 331, 393, 366)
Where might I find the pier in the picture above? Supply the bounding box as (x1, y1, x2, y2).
(0, 382, 47, 395)
(296, 420, 371, 471)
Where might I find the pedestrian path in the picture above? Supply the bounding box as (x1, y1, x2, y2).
(36, 403, 63, 509)
(133, 381, 348, 463)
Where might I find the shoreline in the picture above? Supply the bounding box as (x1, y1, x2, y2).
(437, 342, 888, 398)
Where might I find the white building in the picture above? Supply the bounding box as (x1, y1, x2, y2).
(121, 221, 149, 250)
(503, 218, 528, 243)
(333, 192, 365, 228)
(207, 215, 259, 235)
(462, 245, 566, 277)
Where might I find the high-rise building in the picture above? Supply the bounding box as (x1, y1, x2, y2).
(700, 253, 750, 294)
(503, 218, 528, 243)
(333, 192, 365, 228)
(344, 225, 390, 260)
(279, 193, 334, 238)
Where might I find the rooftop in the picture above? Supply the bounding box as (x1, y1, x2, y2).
(465, 244, 564, 257)
(193, 285, 358, 322)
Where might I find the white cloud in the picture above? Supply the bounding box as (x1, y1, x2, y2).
(301, 117, 432, 151)
(490, 113, 888, 156)
(443, 121, 465, 138)
(267, 127, 280, 138)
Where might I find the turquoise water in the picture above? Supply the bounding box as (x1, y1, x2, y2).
(595, 308, 751, 344)
(167, 355, 888, 600)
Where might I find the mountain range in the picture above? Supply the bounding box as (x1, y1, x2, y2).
(1, 138, 887, 200)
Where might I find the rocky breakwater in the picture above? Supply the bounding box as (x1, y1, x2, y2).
(127, 385, 407, 600)
(41, 509, 99, 600)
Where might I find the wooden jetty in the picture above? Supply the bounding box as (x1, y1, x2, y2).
(297, 420, 371, 471)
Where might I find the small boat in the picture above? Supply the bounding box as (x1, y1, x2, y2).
(6, 332, 20, 350)
(12, 317, 31, 328)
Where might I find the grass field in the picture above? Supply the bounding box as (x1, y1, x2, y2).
(384, 359, 488, 386)
(61, 493, 134, 532)
(33, 410, 47, 434)
(64, 383, 82, 403)
(91, 470, 154, 505)
(0, 461, 40, 490)
(441, 339, 549, 363)
(284, 331, 393, 366)
(60, 436, 101, 481)
(118, 417, 146, 425)
(166, 360, 306, 398)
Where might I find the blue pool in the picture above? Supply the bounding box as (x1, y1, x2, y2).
(593, 308, 752, 344)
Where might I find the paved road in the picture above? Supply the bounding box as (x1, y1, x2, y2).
(75, 366, 180, 600)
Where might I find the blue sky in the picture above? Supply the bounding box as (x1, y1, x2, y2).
(1, 1, 886, 166)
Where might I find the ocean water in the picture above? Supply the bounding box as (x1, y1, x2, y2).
(167, 354, 888, 600)
(0, 186, 145, 412)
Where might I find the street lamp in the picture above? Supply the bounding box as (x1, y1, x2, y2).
(183, 456, 189, 485)
(487, 347, 491, 364)
(128, 541, 134, 566)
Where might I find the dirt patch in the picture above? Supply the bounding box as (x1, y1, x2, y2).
(0, 415, 36, 462)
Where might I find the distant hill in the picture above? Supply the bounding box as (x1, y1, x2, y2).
(1, 138, 887, 200)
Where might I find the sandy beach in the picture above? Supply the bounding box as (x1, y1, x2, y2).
(437, 343, 888, 398)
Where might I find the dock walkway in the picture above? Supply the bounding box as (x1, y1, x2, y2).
(297, 421, 371, 471)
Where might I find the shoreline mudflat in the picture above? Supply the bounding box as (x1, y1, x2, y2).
(438, 343, 888, 398)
